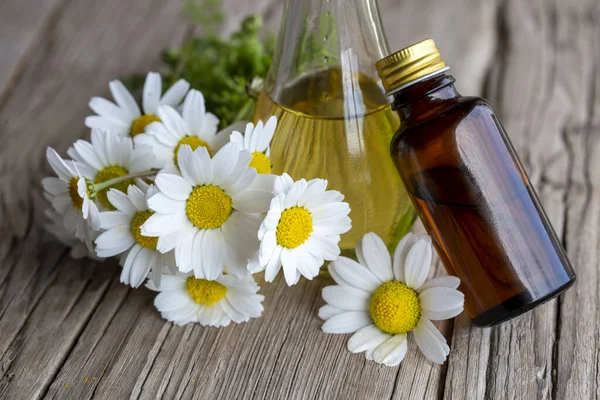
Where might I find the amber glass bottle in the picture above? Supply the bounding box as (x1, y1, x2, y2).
(376, 39, 576, 326)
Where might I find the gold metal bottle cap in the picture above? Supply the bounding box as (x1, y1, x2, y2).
(376, 39, 447, 94)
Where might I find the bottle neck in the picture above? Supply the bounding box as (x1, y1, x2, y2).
(391, 73, 459, 124)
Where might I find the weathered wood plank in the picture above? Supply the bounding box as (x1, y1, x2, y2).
(557, 0, 600, 391)
(0, 0, 195, 398)
(0, 0, 68, 106)
(1, 0, 597, 399)
(444, 0, 600, 399)
(0, 256, 116, 400)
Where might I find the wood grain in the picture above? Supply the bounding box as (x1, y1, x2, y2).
(0, 0, 598, 399)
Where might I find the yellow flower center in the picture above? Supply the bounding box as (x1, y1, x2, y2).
(174, 136, 211, 167)
(94, 165, 132, 209)
(186, 277, 227, 306)
(186, 185, 232, 229)
(130, 114, 161, 137)
(276, 206, 313, 249)
(68, 177, 86, 210)
(249, 152, 271, 174)
(130, 210, 158, 249)
(370, 281, 421, 335)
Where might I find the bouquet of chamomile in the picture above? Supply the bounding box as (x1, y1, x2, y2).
(41, 14, 464, 368)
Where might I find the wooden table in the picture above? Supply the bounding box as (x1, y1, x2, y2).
(1, 0, 598, 398)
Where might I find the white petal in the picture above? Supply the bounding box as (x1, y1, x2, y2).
(157, 105, 187, 137)
(210, 138, 240, 184)
(106, 189, 136, 214)
(99, 211, 130, 229)
(181, 89, 206, 134)
(293, 247, 321, 280)
(419, 287, 464, 321)
(221, 211, 261, 259)
(306, 233, 340, 261)
(372, 334, 408, 366)
(129, 248, 154, 287)
(193, 146, 213, 184)
(89, 97, 131, 124)
(392, 233, 418, 282)
(155, 174, 192, 201)
(321, 311, 371, 334)
(175, 228, 196, 272)
(177, 144, 205, 185)
(150, 273, 186, 291)
(328, 257, 380, 292)
(127, 184, 147, 211)
(122, 245, 143, 285)
(321, 285, 370, 311)
(243, 122, 254, 149)
(200, 229, 226, 280)
(259, 230, 277, 266)
(85, 116, 129, 133)
(109, 79, 140, 118)
(284, 179, 307, 208)
(404, 237, 433, 289)
(229, 130, 245, 148)
(143, 72, 162, 115)
(160, 79, 190, 108)
(413, 318, 449, 364)
(281, 248, 301, 286)
(147, 192, 182, 214)
(141, 212, 184, 236)
(359, 233, 393, 282)
(255, 115, 277, 152)
(70, 140, 103, 171)
(95, 227, 135, 257)
(318, 304, 343, 320)
(264, 246, 282, 282)
(274, 173, 294, 195)
(231, 189, 273, 214)
(191, 230, 205, 277)
(347, 325, 390, 353)
(417, 275, 461, 293)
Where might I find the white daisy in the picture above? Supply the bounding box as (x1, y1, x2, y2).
(249, 173, 351, 286)
(67, 129, 154, 210)
(42, 147, 101, 235)
(94, 182, 177, 288)
(229, 116, 277, 174)
(44, 208, 101, 260)
(141, 143, 274, 279)
(147, 272, 264, 327)
(134, 89, 226, 172)
(320, 232, 464, 366)
(85, 72, 190, 137)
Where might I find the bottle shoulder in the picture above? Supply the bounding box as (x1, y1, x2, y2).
(394, 96, 496, 142)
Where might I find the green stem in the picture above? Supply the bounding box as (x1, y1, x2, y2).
(93, 170, 157, 193)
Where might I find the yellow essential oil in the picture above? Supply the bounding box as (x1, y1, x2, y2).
(253, 68, 414, 252)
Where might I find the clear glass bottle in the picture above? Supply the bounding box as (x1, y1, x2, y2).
(253, 0, 415, 253)
(377, 39, 576, 326)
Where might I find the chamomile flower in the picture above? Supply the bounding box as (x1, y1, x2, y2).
(42, 147, 101, 235)
(141, 143, 274, 279)
(320, 232, 464, 366)
(147, 272, 264, 327)
(134, 90, 226, 172)
(85, 72, 190, 137)
(94, 182, 177, 288)
(249, 173, 351, 286)
(229, 116, 277, 174)
(67, 129, 154, 210)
